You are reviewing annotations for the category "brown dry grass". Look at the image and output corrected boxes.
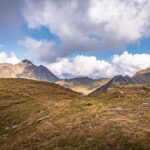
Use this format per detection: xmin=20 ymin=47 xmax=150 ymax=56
xmin=0 ymin=79 xmax=150 ymax=150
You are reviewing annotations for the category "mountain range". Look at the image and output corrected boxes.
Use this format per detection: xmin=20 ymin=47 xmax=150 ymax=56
xmin=0 ymin=60 xmax=110 ymax=94
xmin=90 ymin=68 xmax=150 ymax=96
xmin=0 ymin=59 xmax=150 ymax=95
xmin=1 ymin=61 xmax=150 ymax=149
xmin=0 ymin=59 xmax=59 ymax=82
xmin=57 ymin=77 xmax=110 ymax=95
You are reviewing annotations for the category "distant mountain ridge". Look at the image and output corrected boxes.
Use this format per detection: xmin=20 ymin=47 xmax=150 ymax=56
xmin=133 ymin=67 xmax=150 ymax=84
xmin=90 ymin=75 xmax=137 ymax=96
xmin=1 ymin=60 xmax=150 ymax=95
xmin=57 ymin=77 xmax=110 ymax=95
xmin=0 ymin=59 xmax=59 ymax=82
xmin=90 ymin=67 xmax=150 ymax=96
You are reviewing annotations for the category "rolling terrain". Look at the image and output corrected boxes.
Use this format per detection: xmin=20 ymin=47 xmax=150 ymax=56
xmin=1 ymin=78 xmax=150 ymax=149
xmin=0 ymin=60 xmax=110 ymax=95
xmin=57 ymin=77 xmax=110 ymax=95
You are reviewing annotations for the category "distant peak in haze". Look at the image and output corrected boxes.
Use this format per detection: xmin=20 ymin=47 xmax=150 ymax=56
xmin=67 ymin=77 xmax=93 ymax=81
xmin=21 ymin=59 xmax=33 ymax=65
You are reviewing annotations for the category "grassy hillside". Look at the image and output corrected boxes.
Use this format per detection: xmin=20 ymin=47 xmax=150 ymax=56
xmin=0 ymin=79 xmax=81 ymax=150
xmin=1 ymin=79 xmax=150 ymax=150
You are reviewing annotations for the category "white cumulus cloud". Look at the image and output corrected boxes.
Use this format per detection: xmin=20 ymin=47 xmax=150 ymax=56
xmin=22 ymin=0 xmax=150 ymax=62
xmin=47 ymin=51 xmax=150 ymax=79
xmin=112 ymin=51 xmax=150 ymax=76
xmin=0 ymin=51 xmax=20 ymax=64
xmin=47 ymin=55 xmax=114 ymax=79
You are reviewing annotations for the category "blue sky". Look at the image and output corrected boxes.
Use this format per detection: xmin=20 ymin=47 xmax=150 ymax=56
xmin=0 ymin=0 xmax=150 ymax=61
xmin=0 ymin=0 xmax=150 ymax=78
xmin=2 ymin=23 xmax=150 ymax=61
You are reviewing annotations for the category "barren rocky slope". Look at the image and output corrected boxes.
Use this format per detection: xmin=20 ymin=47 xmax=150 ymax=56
xmin=0 ymin=59 xmax=59 ymax=82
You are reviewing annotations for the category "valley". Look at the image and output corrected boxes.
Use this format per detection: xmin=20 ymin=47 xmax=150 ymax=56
xmin=57 ymin=77 xmax=110 ymax=95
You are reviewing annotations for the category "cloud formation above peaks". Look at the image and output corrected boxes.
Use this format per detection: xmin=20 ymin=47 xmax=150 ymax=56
xmin=48 ymin=51 xmax=150 ymax=79
xmin=0 ymin=51 xmax=150 ymax=79
xmin=23 ymin=0 xmax=150 ymax=62
xmin=0 ymin=51 xmax=20 ymax=64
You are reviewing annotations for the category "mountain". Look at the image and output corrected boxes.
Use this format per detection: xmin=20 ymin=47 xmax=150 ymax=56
xmin=57 ymin=77 xmax=110 ymax=95
xmin=90 ymin=75 xmax=138 ymax=96
xmin=133 ymin=67 xmax=150 ymax=83
xmin=1 ymin=78 xmax=150 ymax=149
xmin=90 ymin=67 xmax=150 ymax=96
xmin=0 ymin=59 xmax=59 ymax=82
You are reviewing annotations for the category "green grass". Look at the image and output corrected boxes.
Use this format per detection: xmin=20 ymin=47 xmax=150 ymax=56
xmin=0 ymin=79 xmax=150 ymax=149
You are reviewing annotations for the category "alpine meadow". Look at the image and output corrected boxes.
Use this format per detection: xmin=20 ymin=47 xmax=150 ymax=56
xmin=1 ymin=0 xmax=150 ymax=150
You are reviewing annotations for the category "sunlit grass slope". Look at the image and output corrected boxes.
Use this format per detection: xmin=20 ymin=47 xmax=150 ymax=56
xmin=0 ymin=79 xmax=150 ymax=150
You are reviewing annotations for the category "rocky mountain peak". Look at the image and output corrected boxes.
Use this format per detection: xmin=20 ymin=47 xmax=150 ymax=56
xmin=89 ymin=75 xmax=138 ymax=96
xmin=133 ymin=67 xmax=150 ymax=84
xmin=21 ymin=59 xmax=33 ymax=65
xmin=0 ymin=60 xmax=59 ymax=82
xmin=133 ymin=67 xmax=150 ymax=76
